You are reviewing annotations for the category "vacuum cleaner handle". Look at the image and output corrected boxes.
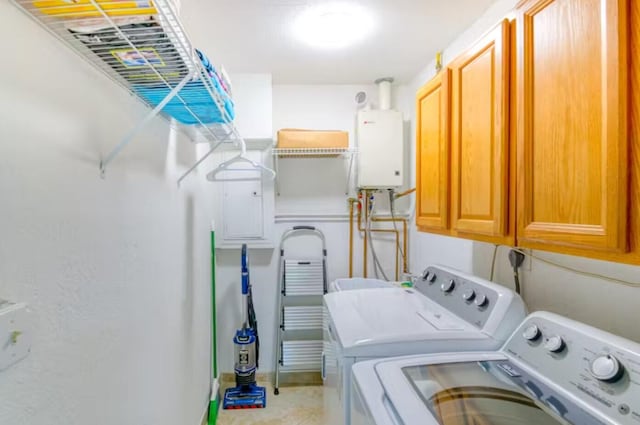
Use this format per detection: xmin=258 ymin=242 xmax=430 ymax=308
xmin=241 ymin=244 xmax=249 ymax=296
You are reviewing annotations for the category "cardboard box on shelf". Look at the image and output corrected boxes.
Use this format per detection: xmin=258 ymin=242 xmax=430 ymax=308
xmin=277 ymin=129 xmax=349 ymax=149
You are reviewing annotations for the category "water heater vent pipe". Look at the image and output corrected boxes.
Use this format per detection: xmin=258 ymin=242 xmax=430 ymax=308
xmin=375 ymin=77 xmax=394 ymax=110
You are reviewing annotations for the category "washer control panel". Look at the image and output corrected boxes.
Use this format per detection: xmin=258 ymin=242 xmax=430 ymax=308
xmin=415 ymin=265 xmax=521 ymax=331
xmin=504 ymin=312 xmax=640 ymax=425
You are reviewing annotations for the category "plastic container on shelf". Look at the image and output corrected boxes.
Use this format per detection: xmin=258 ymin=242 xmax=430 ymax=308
xmin=134 ymin=81 xmax=235 ymax=125
xmin=133 ymin=49 xmax=235 ymax=125
xmin=34 ymin=0 xmax=160 ymax=17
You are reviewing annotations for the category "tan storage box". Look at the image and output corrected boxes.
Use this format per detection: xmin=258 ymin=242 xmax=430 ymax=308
xmin=277 ymin=129 xmax=349 ymax=149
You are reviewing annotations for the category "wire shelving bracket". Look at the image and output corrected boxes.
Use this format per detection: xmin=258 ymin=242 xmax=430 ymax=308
xmin=11 ymin=0 xmax=252 ymax=183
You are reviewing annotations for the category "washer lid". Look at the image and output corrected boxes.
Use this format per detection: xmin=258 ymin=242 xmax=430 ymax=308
xmin=368 ymin=354 xmax=608 ymax=425
xmin=325 ymin=288 xmax=487 ymax=356
xmin=330 ymin=277 xmax=395 ymax=292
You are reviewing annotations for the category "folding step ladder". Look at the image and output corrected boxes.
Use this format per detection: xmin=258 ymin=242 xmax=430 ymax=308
xmin=274 ymin=226 xmax=327 ymax=395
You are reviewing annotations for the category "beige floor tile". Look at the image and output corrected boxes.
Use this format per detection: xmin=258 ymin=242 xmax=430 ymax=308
xmin=217 ymin=382 xmax=330 ymax=425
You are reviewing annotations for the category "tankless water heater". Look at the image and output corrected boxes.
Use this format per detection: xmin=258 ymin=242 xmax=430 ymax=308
xmin=356 ymin=109 xmax=404 ymax=188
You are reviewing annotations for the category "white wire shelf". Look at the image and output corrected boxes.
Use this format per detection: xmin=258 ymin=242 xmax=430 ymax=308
xmin=271 ymin=147 xmax=358 ymax=195
xmin=11 ymin=0 xmax=248 ymax=183
xmin=272 ymin=147 xmax=358 ymax=157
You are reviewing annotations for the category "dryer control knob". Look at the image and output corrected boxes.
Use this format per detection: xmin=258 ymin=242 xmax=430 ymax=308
xmin=544 ymin=336 xmax=565 ymax=353
xmin=441 ymin=279 xmax=455 ymax=293
xmin=590 ymin=355 xmax=624 ymax=383
xmin=474 ymin=293 xmax=488 ymax=307
xmin=428 ymin=272 xmax=437 ymax=283
xmin=523 ymin=325 xmax=541 ymax=341
xmin=462 ymin=289 xmax=476 ymax=301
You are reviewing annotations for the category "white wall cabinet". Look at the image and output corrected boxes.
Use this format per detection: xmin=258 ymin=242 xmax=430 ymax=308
xmin=215 ymin=150 xmax=275 ymax=249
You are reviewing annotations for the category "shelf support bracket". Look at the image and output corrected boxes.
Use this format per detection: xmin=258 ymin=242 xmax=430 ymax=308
xmin=99 ymin=70 xmax=195 ymax=178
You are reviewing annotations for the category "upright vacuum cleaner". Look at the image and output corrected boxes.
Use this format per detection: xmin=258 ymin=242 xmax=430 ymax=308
xmin=222 ymin=244 xmax=267 ymax=409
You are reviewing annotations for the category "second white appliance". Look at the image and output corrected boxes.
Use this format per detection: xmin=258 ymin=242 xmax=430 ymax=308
xmin=323 ymin=265 xmax=527 ymax=424
xmin=352 ymin=311 xmax=640 ymax=425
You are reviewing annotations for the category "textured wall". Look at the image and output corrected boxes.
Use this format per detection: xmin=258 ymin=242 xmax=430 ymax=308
xmin=0 ymin=3 xmax=214 ymax=424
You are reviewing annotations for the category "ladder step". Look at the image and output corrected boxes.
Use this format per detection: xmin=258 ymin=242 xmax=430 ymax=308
xmin=284 ymin=259 xmax=325 ymax=295
xmin=281 ymin=340 xmax=322 ymax=372
xmin=283 ymin=306 xmax=324 ymax=331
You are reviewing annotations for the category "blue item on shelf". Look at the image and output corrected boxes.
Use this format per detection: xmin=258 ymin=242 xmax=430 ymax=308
xmin=132 ymin=49 xmax=234 ymax=125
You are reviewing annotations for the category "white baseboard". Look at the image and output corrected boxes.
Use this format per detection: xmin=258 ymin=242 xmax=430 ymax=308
xmin=199 ymin=404 xmax=208 ymax=425
xmin=199 ymin=377 xmax=220 ymax=425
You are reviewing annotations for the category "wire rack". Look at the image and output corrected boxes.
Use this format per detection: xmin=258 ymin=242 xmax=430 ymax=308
xmin=272 ymin=147 xmax=358 ymax=158
xmin=11 ymin=0 xmax=246 ymax=181
xmin=271 ymin=147 xmax=358 ymax=195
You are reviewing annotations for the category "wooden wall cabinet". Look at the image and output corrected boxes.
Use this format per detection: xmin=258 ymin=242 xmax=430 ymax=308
xmin=416 ymin=20 xmax=514 ymax=245
xmin=416 ymin=0 xmax=640 ymax=264
xmin=449 ymin=20 xmax=511 ymax=241
xmin=515 ymin=0 xmax=629 ymax=254
xmin=416 ymin=71 xmax=450 ymax=232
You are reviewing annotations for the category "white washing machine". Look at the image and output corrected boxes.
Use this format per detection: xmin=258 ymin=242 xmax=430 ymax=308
xmin=323 ymin=265 xmax=527 ymax=425
xmin=352 ymin=311 xmax=640 ymax=425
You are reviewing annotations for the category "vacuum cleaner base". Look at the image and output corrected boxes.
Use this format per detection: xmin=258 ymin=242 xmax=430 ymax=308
xmin=222 ymin=383 xmax=267 ymax=409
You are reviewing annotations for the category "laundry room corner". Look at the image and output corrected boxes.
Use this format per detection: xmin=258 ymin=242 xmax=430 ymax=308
xmin=213 ymin=82 xmax=414 ymax=377
xmin=4 ymin=0 xmax=640 ymax=423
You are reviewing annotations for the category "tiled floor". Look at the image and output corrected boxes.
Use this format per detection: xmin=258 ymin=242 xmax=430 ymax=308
xmin=217 ymin=381 xmax=328 ymax=425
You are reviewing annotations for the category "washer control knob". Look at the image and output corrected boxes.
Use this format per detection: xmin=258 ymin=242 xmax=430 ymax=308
xmin=421 ymin=270 xmax=438 ymax=283
xmin=544 ymin=335 xmax=565 ymax=353
xmin=462 ymin=289 xmax=476 ymax=301
xmin=474 ymin=293 xmax=488 ymax=307
xmin=523 ymin=325 xmax=541 ymax=341
xmin=441 ymin=279 xmax=456 ymax=293
xmin=590 ymin=355 xmax=624 ymax=383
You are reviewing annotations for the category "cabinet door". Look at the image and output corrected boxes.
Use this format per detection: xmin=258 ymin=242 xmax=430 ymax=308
xmin=516 ymin=0 xmax=628 ymax=252
xmin=450 ymin=20 xmax=510 ymax=237
xmin=416 ymin=72 xmax=450 ymax=231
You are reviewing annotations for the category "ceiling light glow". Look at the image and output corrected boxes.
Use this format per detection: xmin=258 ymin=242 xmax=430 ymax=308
xmin=293 ymin=3 xmax=374 ymax=49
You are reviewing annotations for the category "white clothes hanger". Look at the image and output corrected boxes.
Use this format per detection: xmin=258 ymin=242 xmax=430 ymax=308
xmin=206 ymin=137 xmax=276 ymax=182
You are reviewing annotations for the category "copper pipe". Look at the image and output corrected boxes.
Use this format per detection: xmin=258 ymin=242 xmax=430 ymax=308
xmin=362 ymin=191 xmax=368 ymax=277
xmin=357 ymin=192 xmax=403 ymax=279
xmin=394 ymin=187 xmax=416 ymax=199
xmin=357 ymin=220 xmax=400 ymax=280
xmin=355 ymin=190 xmax=409 ymax=279
xmin=372 ymin=217 xmax=409 ymax=274
xmin=348 ymin=198 xmax=358 ymax=278
xmin=361 ymin=228 xmax=400 ymax=280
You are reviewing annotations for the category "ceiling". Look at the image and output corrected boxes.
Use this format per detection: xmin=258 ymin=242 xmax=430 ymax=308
xmin=180 ymin=0 xmax=496 ymax=84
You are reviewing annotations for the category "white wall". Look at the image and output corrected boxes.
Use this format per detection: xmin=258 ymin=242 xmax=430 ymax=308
xmin=0 ymin=3 xmax=215 ymax=424
xmin=214 ymin=84 xmax=413 ymax=374
xmin=407 ymin=0 xmax=640 ymax=343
